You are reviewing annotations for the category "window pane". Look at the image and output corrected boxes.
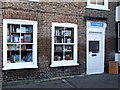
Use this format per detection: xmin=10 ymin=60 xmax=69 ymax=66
xmin=90 ymin=0 xmax=96 ymax=4
xmin=7 ymin=44 xmax=20 ymax=63
xmin=65 ymin=45 xmax=73 ymax=60
xmin=54 ymin=27 xmax=64 ymax=43
xmin=89 ymin=41 xmax=99 ymax=53
xmin=97 ymin=0 xmax=104 ymax=5
xmin=54 ymin=45 xmax=63 ymax=61
xmin=21 ymin=25 xmax=33 ymax=43
xmin=65 ymin=27 xmax=74 ymax=43
xmin=7 ymin=24 xmax=20 ymax=43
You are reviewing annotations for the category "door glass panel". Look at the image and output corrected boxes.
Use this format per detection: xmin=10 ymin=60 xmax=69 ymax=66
xmin=89 ymin=41 xmax=99 ymax=53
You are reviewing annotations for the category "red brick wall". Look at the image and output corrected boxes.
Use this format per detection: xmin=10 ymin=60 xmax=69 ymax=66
xmin=1 ymin=1 xmax=116 ymax=82
xmin=0 ymin=1 xmax=3 ymax=86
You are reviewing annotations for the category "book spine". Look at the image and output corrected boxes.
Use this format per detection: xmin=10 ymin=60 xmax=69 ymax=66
xmin=10 ymin=25 xmax=12 ymax=33
xmin=11 ymin=35 xmax=13 ymax=42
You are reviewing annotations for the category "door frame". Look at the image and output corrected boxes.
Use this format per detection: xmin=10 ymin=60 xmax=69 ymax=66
xmin=86 ymin=21 xmax=107 ymax=74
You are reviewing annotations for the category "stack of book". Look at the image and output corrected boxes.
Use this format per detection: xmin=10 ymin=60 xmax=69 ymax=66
xmin=24 ymin=34 xmax=31 ymax=43
xmin=11 ymin=54 xmax=20 ymax=63
xmin=21 ymin=52 xmax=32 ymax=62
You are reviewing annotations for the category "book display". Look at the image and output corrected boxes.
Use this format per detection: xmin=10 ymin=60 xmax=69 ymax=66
xmin=7 ymin=24 xmax=33 ymax=63
xmin=3 ymin=19 xmax=38 ymax=70
xmin=54 ymin=27 xmax=74 ymax=61
xmin=51 ymin=22 xmax=79 ymax=67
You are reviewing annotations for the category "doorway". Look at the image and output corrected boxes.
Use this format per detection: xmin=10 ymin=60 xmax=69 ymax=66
xmin=86 ymin=21 xmax=106 ymax=75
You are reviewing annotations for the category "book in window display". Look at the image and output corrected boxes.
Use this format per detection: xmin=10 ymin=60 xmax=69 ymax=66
xmin=26 ymin=44 xmax=32 ymax=50
xmin=16 ymin=28 xmax=20 ymax=33
xmin=10 ymin=24 xmax=20 ymax=33
xmin=13 ymin=44 xmax=19 ymax=50
xmin=66 ymin=38 xmax=71 ymax=43
xmin=54 ymin=55 xmax=62 ymax=61
xmin=8 ymin=24 xmax=12 ymax=33
xmin=7 ymin=44 xmax=20 ymax=51
xmin=21 ymin=25 xmax=33 ymax=33
xmin=54 ymin=28 xmax=74 ymax=61
xmin=64 ymin=46 xmax=72 ymax=52
xmin=65 ymin=52 xmax=73 ymax=60
xmin=54 ymin=46 xmax=63 ymax=61
xmin=55 ymin=46 xmax=63 ymax=52
xmin=7 ymin=26 xmax=10 ymax=35
xmin=10 ymin=55 xmax=18 ymax=63
xmin=64 ymin=30 xmax=71 ymax=36
xmin=21 ymin=36 xmax=24 ymax=43
xmin=65 ymin=54 xmax=71 ymax=60
xmin=51 ymin=23 xmax=79 ymax=67
xmin=21 ymin=27 xmax=26 ymax=33
xmin=7 ymin=51 xmax=11 ymax=63
xmin=13 ymin=35 xmax=20 ymax=43
xmin=21 ymin=52 xmax=32 ymax=62
xmin=7 ymin=35 xmax=11 ymax=43
xmin=3 ymin=19 xmax=38 ymax=70
xmin=21 ymin=45 xmax=26 ymax=50
xmin=55 ymin=30 xmax=64 ymax=36
xmin=28 ymin=25 xmax=33 ymax=32
xmin=10 ymin=51 xmax=20 ymax=63
xmin=24 ymin=34 xmax=32 ymax=43
xmin=11 ymin=54 xmax=20 ymax=63
xmin=7 ymin=45 xmax=12 ymax=50
xmin=54 ymin=53 xmax=63 ymax=61
xmin=21 ymin=44 xmax=32 ymax=51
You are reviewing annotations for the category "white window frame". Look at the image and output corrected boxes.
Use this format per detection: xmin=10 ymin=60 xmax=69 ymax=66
xmin=86 ymin=0 xmax=109 ymax=10
xmin=118 ymin=23 xmax=120 ymax=52
xmin=3 ymin=19 xmax=38 ymax=70
xmin=50 ymin=22 xmax=79 ymax=67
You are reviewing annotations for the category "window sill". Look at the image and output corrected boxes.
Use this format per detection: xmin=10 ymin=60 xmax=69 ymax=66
xmin=2 ymin=63 xmax=38 ymax=70
xmin=50 ymin=60 xmax=79 ymax=67
xmin=86 ymin=6 xmax=110 ymax=11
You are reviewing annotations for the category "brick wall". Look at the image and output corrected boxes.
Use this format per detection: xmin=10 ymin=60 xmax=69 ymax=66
xmin=1 ymin=1 xmax=116 ymax=82
xmin=0 ymin=0 xmax=2 ymax=88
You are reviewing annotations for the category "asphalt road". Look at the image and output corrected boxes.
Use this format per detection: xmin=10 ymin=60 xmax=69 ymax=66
xmin=2 ymin=73 xmax=118 ymax=88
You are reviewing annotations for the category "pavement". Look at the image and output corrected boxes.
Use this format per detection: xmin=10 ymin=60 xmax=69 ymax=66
xmin=2 ymin=73 xmax=119 ymax=88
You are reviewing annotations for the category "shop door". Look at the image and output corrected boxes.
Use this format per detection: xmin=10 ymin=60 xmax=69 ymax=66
xmin=87 ymin=32 xmax=104 ymax=75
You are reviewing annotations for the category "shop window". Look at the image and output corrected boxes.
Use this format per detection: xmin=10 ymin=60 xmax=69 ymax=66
xmin=51 ymin=22 xmax=79 ymax=67
xmin=3 ymin=19 xmax=38 ymax=70
xmin=86 ymin=0 xmax=109 ymax=10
